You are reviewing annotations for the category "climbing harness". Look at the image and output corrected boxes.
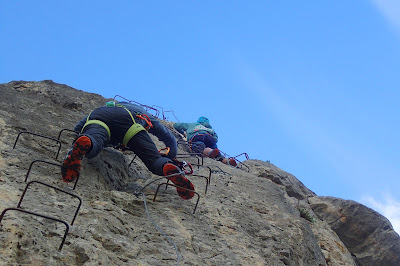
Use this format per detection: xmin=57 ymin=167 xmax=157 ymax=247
xmin=80 ymin=102 xmax=155 ymax=146
xmin=136 ymin=113 xmax=153 ymax=130
xmin=81 ymin=119 xmax=111 ymax=140
xmin=159 ymin=147 xmax=170 ymax=156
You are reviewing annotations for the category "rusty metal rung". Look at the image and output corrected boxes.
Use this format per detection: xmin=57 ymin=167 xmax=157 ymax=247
xmin=175 ymin=153 xmax=203 ymax=166
xmin=128 ymin=155 xmax=137 ymax=167
xmin=163 ymin=110 xmax=180 ymax=122
xmin=191 ymin=174 xmax=209 ymax=194
xmin=153 ymin=183 xmax=200 ymax=214
xmin=233 ymin=152 xmax=250 ymax=161
xmin=165 ymin=173 xmax=209 ymax=195
xmin=0 ymin=207 xmax=69 ymax=251
xmin=152 ymin=105 xmax=165 ymax=119
xmin=25 ymin=159 xmax=80 ymax=190
xmin=113 ymin=95 xmax=161 ymax=118
xmin=57 ymin=128 xmax=79 ymax=141
xmin=236 ymin=161 xmax=250 ymax=172
xmin=190 ymin=164 xmax=212 ymax=185
xmin=17 ymin=180 xmax=82 ymax=225
xmin=219 ymin=151 xmax=250 ymax=172
xmin=13 ymin=131 xmax=62 ymax=160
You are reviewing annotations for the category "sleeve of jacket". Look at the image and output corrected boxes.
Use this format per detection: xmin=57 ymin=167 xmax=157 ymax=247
xmin=73 ymin=116 xmax=88 ymax=133
xmin=148 ymin=119 xmax=178 ymax=158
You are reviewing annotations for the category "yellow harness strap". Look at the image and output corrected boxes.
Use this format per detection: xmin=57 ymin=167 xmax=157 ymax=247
xmin=81 ymin=106 xmax=146 ymax=146
xmin=122 ymin=123 xmax=145 ymax=146
xmin=81 ymin=119 xmax=111 ymax=140
xmin=116 ymin=104 xmax=146 ymax=146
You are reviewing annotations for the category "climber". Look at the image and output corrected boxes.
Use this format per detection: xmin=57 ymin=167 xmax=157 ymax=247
xmin=173 ymin=117 xmax=237 ymax=167
xmin=62 ymin=101 xmax=195 ymax=199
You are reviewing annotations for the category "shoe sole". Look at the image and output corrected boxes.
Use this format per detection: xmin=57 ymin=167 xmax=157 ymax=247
xmin=163 ymin=163 xmax=195 ymax=200
xmin=62 ymin=136 xmax=91 ymax=182
xmin=229 ymin=158 xmax=237 ymax=167
xmin=209 ymin=148 xmax=220 ymax=158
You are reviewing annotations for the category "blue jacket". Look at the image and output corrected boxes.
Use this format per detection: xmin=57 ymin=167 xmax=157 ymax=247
xmin=173 ymin=121 xmax=218 ymax=143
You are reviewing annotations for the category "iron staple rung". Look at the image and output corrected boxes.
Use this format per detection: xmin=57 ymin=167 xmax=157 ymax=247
xmin=153 ymin=183 xmax=200 ymax=214
xmin=113 ymin=95 xmax=180 ymax=121
xmin=0 ymin=179 xmax=83 ymax=251
xmin=57 ymin=128 xmax=79 ymax=141
xmin=0 ymin=207 xmax=69 ymax=251
xmin=14 ymin=129 xmax=79 ymax=161
xmin=5 ymin=130 xmax=84 ymax=252
xmin=25 ymin=159 xmax=80 ymax=190
xmin=13 ymin=131 xmax=62 ymax=160
xmin=18 ymin=180 xmax=82 ymax=225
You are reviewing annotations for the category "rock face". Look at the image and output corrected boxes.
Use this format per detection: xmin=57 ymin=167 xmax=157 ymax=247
xmin=310 ymin=196 xmax=400 ymax=266
xmin=0 ymin=80 xmax=399 ymax=265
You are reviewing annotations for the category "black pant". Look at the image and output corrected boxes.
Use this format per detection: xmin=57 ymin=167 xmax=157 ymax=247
xmin=127 ymin=130 xmax=171 ymax=176
xmin=80 ymin=106 xmax=171 ymax=176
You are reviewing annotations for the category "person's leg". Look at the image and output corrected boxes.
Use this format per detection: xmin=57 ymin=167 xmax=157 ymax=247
xmin=189 ymin=134 xmax=205 ymax=154
xmin=202 ymin=134 xmax=220 ymax=158
xmin=62 ymin=124 xmax=110 ymax=182
xmin=128 ymin=131 xmax=195 ymax=199
xmin=190 ymin=141 xmax=206 ymax=154
xmin=162 ymin=163 xmax=195 ymax=200
xmin=189 ymin=134 xmax=219 ymax=158
xmin=127 ymin=130 xmax=170 ymax=176
xmin=81 ymin=124 xmax=109 ymax=159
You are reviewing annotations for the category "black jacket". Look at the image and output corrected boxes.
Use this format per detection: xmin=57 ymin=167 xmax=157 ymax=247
xmin=74 ymin=102 xmax=177 ymax=158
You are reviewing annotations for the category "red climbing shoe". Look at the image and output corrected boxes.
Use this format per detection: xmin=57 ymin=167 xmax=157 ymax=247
xmin=62 ymin=135 xmax=92 ymax=182
xmin=163 ymin=163 xmax=195 ymax=200
xmin=228 ymin=158 xmax=237 ymax=167
xmin=208 ymin=148 xmax=220 ymax=158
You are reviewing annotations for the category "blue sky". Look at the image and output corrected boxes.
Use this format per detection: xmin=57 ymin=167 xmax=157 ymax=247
xmin=1 ymin=1 xmax=399 ymax=233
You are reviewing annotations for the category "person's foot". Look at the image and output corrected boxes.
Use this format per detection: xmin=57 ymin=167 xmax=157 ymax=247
xmin=228 ymin=158 xmax=237 ymax=167
xmin=62 ymin=136 xmax=91 ymax=182
xmin=208 ymin=148 xmax=220 ymax=158
xmin=163 ymin=163 xmax=195 ymax=200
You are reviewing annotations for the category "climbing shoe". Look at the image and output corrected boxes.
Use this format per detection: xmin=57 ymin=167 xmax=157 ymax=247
xmin=62 ymin=135 xmax=91 ymax=182
xmin=228 ymin=158 xmax=237 ymax=167
xmin=208 ymin=148 xmax=220 ymax=158
xmin=163 ymin=163 xmax=195 ymax=200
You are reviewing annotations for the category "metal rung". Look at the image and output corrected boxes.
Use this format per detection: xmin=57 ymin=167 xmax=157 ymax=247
xmin=191 ymin=164 xmax=212 ymax=185
xmin=235 ymin=161 xmax=250 ymax=172
xmin=233 ymin=152 xmax=250 ymax=161
xmin=165 ymin=173 xmax=209 ymax=194
xmin=25 ymin=159 xmax=80 ymax=190
xmin=57 ymin=128 xmax=78 ymax=141
xmin=0 ymin=207 xmax=69 ymax=251
xmin=211 ymin=165 xmax=231 ymax=175
xmin=220 ymin=151 xmax=250 ymax=172
xmin=17 ymin=180 xmax=82 ymax=225
xmin=189 ymin=174 xmax=209 ymax=194
xmin=128 ymin=155 xmax=137 ymax=167
xmin=153 ymin=183 xmax=200 ymax=214
xmin=175 ymin=153 xmax=203 ymax=166
xmin=13 ymin=131 xmax=62 ymax=160
xmin=113 ymin=95 xmax=161 ymax=118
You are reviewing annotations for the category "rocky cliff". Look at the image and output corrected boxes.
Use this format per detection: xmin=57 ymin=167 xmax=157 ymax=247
xmin=0 ymin=80 xmax=399 ymax=265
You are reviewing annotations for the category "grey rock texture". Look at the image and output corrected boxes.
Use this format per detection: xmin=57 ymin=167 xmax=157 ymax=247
xmin=310 ymin=196 xmax=400 ymax=266
xmin=0 ymin=80 xmax=399 ymax=265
